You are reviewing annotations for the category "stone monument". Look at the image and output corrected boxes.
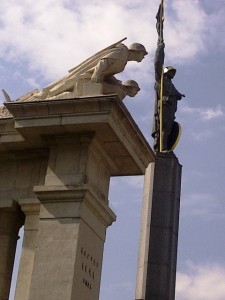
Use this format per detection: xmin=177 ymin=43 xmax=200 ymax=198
xmin=0 ymin=39 xmax=154 ymax=300
xmin=135 ymin=2 xmax=184 ymax=299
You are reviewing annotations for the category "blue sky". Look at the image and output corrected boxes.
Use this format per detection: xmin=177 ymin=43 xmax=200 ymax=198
xmin=0 ymin=0 xmax=225 ymax=299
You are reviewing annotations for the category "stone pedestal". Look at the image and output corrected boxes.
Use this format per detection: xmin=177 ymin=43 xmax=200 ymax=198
xmin=136 ymin=153 xmax=182 ymax=300
xmin=0 ymin=95 xmax=154 ymax=300
xmin=0 ymin=201 xmax=24 ymax=300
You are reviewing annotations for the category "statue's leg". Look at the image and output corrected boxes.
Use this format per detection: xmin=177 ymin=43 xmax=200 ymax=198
xmin=48 ymin=78 xmax=77 ymax=96
xmin=91 ymin=58 xmax=114 ymax=83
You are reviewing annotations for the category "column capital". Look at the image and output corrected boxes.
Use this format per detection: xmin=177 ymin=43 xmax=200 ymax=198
xmin=33 ymin=185 xmax=116 ymax=228
xmin=19 ymin=198 xmax=40 ymax=215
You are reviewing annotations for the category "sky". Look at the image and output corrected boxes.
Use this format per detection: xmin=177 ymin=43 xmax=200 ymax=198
xmin=0 ymin=0 xmax=225 ymax=299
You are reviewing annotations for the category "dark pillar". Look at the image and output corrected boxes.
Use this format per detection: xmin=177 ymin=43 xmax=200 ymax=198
xmin=136 ymin=152 xmax=182 ymax=300
xmin=145 ymin=153 xmax=182 ymax=300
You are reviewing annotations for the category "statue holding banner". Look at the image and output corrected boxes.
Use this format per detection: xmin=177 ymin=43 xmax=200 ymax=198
xmin=152 ymin=2 xmax=185 ymax=152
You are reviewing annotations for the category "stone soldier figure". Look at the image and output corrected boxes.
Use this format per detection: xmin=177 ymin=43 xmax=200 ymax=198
xmin=152 ymin=4 xmax=185 ymax=152
xmin=102 ymin=79 xmax=140 ymax=100
xmin=30 ymin=39 xmax=148 ymax=100
xmin=1 ymin=39 xmax=146 ymax=112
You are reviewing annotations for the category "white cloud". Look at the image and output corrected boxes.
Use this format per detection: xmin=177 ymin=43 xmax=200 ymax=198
xmin=0 ymin=0 xmax=155 ymax=81
xmin=201 ymin=106 xmax=224 ymax=120
xmin=0 ymin=0 xmax=222 ymax=89
xmin=179 ymin=104 xmax=224 ymax=142
xmin=176 ymin=263 xmax=225 ymax=300
xmin=181 ymin=104 xmax=225 ymax=121
xmin=165 ymin=0 xmax=208 ymax=62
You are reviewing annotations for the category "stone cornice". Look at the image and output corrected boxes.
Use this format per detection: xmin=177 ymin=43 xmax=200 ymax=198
xmin=2 ymin=96 xmax=154 ymax=175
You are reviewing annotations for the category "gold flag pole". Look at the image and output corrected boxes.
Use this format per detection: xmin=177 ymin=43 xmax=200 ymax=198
xmin=159 ymin=67 xmax=164 ymax=152
xmin=159 ymin=0 xmax=165 ymax=153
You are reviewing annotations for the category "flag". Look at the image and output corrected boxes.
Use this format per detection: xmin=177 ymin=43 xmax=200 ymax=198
xmin=156 ymin=1 xmax=164 ymax=41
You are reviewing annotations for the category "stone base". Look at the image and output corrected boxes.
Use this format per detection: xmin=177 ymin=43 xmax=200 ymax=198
xmin=82 ymin=82 xmax=103 ymax=96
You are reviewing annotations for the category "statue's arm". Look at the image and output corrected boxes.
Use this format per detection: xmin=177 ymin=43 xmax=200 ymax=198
xmin=91 ymin=58 xmax=116 ymax=83
xmin=167 ymin=82 xmax=185 ymax=99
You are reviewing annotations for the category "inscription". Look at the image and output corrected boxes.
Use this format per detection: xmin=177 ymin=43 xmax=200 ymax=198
xmin=80 ymin=246 xmax=99 ymax=290
xmin=83 ymin=278 xmax=92 ymax=290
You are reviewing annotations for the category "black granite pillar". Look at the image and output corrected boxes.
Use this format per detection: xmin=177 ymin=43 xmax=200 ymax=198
xmin=145 ymin=153 xmax=182 ymax=300
xmin=136 ymin=152 xmax=182 ymax=300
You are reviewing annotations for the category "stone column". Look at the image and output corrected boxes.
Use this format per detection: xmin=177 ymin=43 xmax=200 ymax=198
xmin=136 ymin=153 xmax=182 ymax=300
xmin=0 ymin=200 xmax=25 ymax=300
xmin=14 ymin=199 xmax=40 ymax=300
xmin=29 ymin=188 xmax=115 ymax=300
xmin=27 ymin=134 xmax=116 ymax=300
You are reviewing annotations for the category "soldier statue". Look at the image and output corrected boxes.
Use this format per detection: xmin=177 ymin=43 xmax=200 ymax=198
xmin=152 ymin=4 xmax=185 ymax=152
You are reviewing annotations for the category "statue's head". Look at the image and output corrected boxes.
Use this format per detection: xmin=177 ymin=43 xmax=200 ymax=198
xmin=128 ymin=43 xmax=148 ymax=62
xmin=164 ymin=66 xmax=176 ymax=78
xmin=123 ymin=80 xmax=140 ymax=97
